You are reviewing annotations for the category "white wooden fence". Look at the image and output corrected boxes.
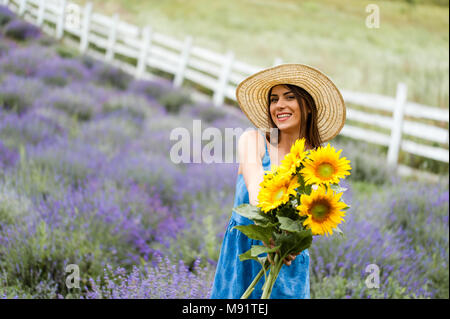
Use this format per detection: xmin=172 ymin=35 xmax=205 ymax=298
xmin=2 ymin=0 xmax=449 ymax=170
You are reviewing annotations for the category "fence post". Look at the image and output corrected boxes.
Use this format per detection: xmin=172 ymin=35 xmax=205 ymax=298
xmin=18 ymin=0 xmax=27 ymax=16
xmin=36 ymin=0 xmax=45 ymax=26
xmin=135 ymin=26 xmax=152 ymax=79
xmin=79 ymin=2 xmax=92 ymax=53
xmin=55 ymin=0 xmax=66 ymax=39
xmin=387 ymin=82 xmax=408 ymax=170
xmin=174 ymin=35 xmax=192 ymax=88
xmin=213 ymin=50 xmax=234 ymax=107
xmin=105 ymin=14 xmax=119 ymax=62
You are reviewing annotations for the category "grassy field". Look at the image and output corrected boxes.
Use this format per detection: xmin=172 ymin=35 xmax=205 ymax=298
xmin=75 ymin=0 xmax=449 ymax=108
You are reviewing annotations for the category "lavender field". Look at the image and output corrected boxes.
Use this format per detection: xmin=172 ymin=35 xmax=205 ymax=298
xmin=0 ymin=7 xmax=448 ymax=299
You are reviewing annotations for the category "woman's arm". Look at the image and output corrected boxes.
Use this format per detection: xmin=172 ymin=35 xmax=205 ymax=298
xmin=238 ymin=130 xmax=299 ymax=266
xmin=238 ymin=130 xmax=266 ymax=206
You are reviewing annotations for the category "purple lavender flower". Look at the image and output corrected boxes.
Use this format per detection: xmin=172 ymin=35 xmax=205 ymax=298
xmin=3 ymin=19 xmax=41 ymax=41
xmin=0 ymin=108 xmax=67 ymax=147
xmin=31 ymin=84 xmax=101 ymax=121
xmin=0 ymin=140 xmax=18 ymax=169
xmin=0 ymin=74 xmax=46 ymax=114
xmin=84 ymin=257 xmax=214 ymax=299
xmin=0 ymin=5 xmax=16 ymax=27
xmin=102 ymin=92 xmax=166 ymax=119
xmin=91 ymin=62 xmax=132 ymax=90
xmin=128 ymin=78 xmax=174 ymax=100
xmin=0 ymin=44 xmax=55 ymax=76
xmin=35 ymin=57 xmax=90 ymax=86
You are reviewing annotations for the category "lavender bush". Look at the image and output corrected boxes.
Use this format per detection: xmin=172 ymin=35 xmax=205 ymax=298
xmin=84 ymin=257 xmax=213 ymax=299
xmin=309 ymin=178 xmax=449 ymax=299
xmin=0 ymin=108 xmax=65 ymax=147
xmin=128 ymin=77 xmax=192 ymax=113
xmin=102 ymin=92 xmax=166 ymax=119
xmin=0 ymin=140 xmax=18 ymax=170
xmin=35 ymin=57 xmax=89 ymax=87
xmin=32 ymin=85 xmax=102 ymax=121
xmin=0 ymin=5 xmax=15 ymax=27
xmin=0 ymin=75 xmax=46 ymax=114
xmin=0 ymin=44 xmax=55 ymax=77
xmin=91 ymin=62 xmax=132 ymax=90
xmin=3 ymin=19 xmax=41 ymax=41
xmin=128 ymin=78 xmax=175 ymax=100
xmin=0 ymin=36 xmax=10 ymax=57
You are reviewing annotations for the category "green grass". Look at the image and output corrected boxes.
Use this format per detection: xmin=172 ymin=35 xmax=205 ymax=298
xmin=75 ymin=0 xmax=449 ymax=108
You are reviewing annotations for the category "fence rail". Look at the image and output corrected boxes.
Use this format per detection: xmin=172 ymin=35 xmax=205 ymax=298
xmin=3 ymin=0 xmax=449 ymax=169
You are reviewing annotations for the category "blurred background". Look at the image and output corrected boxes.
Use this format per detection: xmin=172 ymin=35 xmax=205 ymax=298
xmin=0 ymin=0 xmax=448 ymax=299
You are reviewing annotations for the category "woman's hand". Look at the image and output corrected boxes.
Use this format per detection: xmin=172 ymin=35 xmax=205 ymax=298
xmin=263 ymin=238 xmax=299 ymax=266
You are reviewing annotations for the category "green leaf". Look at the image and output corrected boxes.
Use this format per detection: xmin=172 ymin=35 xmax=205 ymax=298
xmin=250 ymin=245 xmax=280 ymax=257
xmin=232 ymin=204 xmax=258 ymax=218
xmin=304 ymin=184 xmax=312 ymax=195
xmin=238 ymin=248 xmax=260 ymax=262
xmin=334 ymin=225 xmax=345 ymax=238
xmin=233 ymin=224 xmax=274 ymax=244
xmin=233 ymin=204 xmax=272 ymax=226
xmin=238 ymin=247 xmax=277 ymax=263
xmin=297 ymin=173 xmax=305 ymax=186
xmin=277 ymin=216 xmax=304 ymax=233
xmin=297 ymin=175 xmax=312 ymax=195
xmin=330 ymin=183 xmax=348 ymax=193
xmin=273 ymin=229 xmax=313 ymax=259
xmin=276 ymin=204 xmax=299 ymax=220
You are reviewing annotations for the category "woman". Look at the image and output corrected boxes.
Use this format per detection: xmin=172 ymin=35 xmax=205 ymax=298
xmin=210 ymin=64 xmax=346 ymax=299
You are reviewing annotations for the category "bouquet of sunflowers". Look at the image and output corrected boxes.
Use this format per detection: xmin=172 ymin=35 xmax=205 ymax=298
xmin=233 ymin=138 xmax=352 ymax=299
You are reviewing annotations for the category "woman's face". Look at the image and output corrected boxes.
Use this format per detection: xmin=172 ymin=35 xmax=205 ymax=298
xmin=269 ymin=85 xmax=302 ymax=133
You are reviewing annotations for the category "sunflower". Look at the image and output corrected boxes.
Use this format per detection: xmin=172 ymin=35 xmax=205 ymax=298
xmin=280 ymin=138 xmax=308 ymax=175
xmin=257 ymin=171 xmax=299 ymax=213
xmin=297 ymin=185 xmax=347 ymax=236
xmin=300 ymin=143 xmax=351 ymax=186
xmin=259 ymin=164 xmax=279 ymax=189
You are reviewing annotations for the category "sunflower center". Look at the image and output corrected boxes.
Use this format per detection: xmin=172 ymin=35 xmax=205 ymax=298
xmin=317 ymin=163 xmax=334 ymax=179
xmin=273 ymin=187 xmax=286 ymax=202
xmin=311 ymin=201 xmax=330 ymax=220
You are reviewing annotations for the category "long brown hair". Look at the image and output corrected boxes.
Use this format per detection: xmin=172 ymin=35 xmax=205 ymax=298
xmin=265 ymin=84 xmax=322 ymax=150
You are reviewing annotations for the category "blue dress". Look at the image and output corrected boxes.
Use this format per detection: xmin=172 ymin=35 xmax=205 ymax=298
xmin=210 ymin=135 xmax=310 ymax=299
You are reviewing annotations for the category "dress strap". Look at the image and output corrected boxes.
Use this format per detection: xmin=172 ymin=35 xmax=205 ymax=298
xmin=258 ymin=131 xmax=269 ymax=156
xmin=264 ymin=135 xmax=269 ymax=157
xmin=259 ymin=131 xmax=271 ymax=170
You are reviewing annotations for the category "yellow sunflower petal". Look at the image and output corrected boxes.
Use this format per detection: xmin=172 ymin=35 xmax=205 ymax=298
xmin=300 ymin=143 xmax=351 ymax=186
xmin=296 ymin=185 xmax=347 ymax=236
xmin=257 ymin=171 xmax=298 ymax=213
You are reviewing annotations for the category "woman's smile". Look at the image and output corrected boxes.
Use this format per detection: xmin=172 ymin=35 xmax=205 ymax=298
xmin=276 ymin=112 xmax=292 ymax=121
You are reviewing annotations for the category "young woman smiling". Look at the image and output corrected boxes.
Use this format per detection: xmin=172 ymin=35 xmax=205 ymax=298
xmin=210 ymin=64 xmax=346 ymax=299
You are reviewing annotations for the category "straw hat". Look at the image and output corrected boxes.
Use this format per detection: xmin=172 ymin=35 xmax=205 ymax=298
xmin=236 ymin=63 xmax=346 ymax=143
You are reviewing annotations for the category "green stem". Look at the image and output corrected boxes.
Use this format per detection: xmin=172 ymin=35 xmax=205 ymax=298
xmin=240 ymin=258 xmax=269 ymax=299
xmin=261 ymin=254 xmax=283 ymax=299
xmin=241 ymin=268 xmax=263 ymax=299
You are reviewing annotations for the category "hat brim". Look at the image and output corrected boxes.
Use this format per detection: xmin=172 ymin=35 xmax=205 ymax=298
xmin=236 ymin=63 xmax=346 ymax=143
